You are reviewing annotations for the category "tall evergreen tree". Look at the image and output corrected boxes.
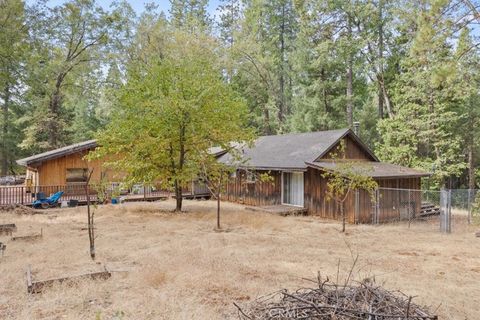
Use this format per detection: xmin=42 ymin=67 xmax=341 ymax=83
xmin=0 ymin=0 xmax=28 ymax=175
xmin=170 ymin=0 xmax=212 ymax=33
xmin=377 ymin=1 xmax=466 ymax=188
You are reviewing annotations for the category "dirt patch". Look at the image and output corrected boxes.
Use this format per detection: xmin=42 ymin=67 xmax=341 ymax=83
xmin=0 ymin=204 xmax=38 ymax=215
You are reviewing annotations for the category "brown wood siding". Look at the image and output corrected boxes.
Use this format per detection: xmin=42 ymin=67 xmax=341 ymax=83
xmin=304 ymin=167 xmax=422 ymax=224
xmin=224 ymin=170 xmax=282 ymax=206
xmin=304 ymin=167 xmax=357 ymax=223
xmin=320 ymin=136 xmax=374 ymax=161
xmin=34 ymin=149 xmax=119 ymax=185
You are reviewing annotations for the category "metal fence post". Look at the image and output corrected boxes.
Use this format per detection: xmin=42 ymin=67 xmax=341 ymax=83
xmin=447 ymin=189 xmax=452 ymax=233
xmin=354 ymin=189 xmax=359 ymax=224
xmin=467 ymin=188 xmax=472 ymax=225
xmin=408 ymin=189 xmax=411 ymax=228
xmin=375 ymin=189 xmax=380 ymax=224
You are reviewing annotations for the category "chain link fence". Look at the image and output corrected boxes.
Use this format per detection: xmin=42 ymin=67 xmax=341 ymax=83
xmin=369 ymin=187 xmax=479 ymax=233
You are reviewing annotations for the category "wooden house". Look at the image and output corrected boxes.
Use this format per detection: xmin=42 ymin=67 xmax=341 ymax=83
xmin=16 ymin=128 xmax=429 ymax=223
xmin=16 ymin=140 xmax=207 ymax=198
xmin=216 ymin=128 xmax=429 ymax=223
xmin=17 ymin=140 xmax=108 ymax=187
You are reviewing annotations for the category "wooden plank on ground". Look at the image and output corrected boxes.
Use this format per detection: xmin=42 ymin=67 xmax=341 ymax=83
xmin=26 ymin=265 xmax=112 ymax=294
xmin=12 ymin=229 xmax=42 ymax=241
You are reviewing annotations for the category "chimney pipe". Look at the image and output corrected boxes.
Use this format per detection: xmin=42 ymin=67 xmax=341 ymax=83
xmin=353 ymin=121 xmax=360 ymax=137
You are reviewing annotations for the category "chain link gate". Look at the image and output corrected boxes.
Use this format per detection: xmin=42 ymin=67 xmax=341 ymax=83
xmin=439 ymin=189 xmax=452 ymax=233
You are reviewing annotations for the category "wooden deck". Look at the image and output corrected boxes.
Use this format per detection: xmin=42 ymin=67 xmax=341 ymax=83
xmin=245 ymin=204 xmax=308 ymax=216
xmin=0 ymin=184 xmax=214 ymax=207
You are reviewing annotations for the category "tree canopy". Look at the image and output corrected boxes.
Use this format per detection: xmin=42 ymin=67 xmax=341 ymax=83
xmin=89 ymin=29 xmax=253 ymax=211
xmin=1 ymin=0 xmax=480 ymax=190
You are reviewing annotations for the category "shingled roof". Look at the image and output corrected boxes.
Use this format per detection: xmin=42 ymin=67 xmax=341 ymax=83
xmin=307 ymin=161 xmax=430 ymax=178
xmin=17 ymin=140 xmax=97 ymax=167
xmin=217 ymin=128 xmax=378 ymax=170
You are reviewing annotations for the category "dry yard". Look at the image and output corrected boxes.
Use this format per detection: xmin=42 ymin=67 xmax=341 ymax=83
xmin=0 ymin=200 xmax=479 ymax=319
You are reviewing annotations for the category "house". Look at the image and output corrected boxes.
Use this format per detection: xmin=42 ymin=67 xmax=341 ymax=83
xmin=17 ymin=140 xmax=107 ymax=188
xmin=216 ymin=128 xmax=429 ymax=223
xmin=16 ymin=128 xmax=429 ymax=223
xmin=15 ymin=140 xmax=207 ymax=199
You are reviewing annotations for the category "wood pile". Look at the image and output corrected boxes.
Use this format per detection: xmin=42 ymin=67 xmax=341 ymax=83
xmin=234 ymin=278 xmax=437 ymax=320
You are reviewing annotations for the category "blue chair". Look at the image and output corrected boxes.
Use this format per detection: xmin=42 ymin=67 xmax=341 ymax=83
xmin=33 ymin=191 xmax=64 ymax=209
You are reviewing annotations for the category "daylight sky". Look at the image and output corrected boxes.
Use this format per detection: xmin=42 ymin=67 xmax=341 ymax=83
xmin=28 ymin=0 xmax=223 ymax=16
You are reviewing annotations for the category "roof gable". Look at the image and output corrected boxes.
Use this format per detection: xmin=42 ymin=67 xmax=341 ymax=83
xmin=218 ymin=128 xmax=377 ymax=170
xmin=315 ymin=131 xmax=378 ymax=162
xmin=17 ymin=140 xmax=97 ymax=167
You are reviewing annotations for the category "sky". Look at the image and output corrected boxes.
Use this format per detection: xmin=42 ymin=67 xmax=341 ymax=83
xmin=29 ymin=0 xmax=223 ymax=16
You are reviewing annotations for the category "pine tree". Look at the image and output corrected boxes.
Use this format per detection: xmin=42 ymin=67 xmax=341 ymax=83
xmin=0 ymin=0 xmax=28 ymax=175
xmin=377 ymin=1 xmax=466 ymax=188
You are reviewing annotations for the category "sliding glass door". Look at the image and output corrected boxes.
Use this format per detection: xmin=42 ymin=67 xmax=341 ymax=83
xmin=282 ymin=172 xmax=304 ymax=207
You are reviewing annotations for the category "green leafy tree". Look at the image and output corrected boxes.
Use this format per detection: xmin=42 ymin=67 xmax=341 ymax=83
xmin=322 ymin=141 xmax=378 ymax=232
xmin=22 ymin=0 xmax=127 ymax=152
xmin=90 ymin=30 xmax=254 ymax=212
xmin=231 ymin=0 xmax=297 ymax=134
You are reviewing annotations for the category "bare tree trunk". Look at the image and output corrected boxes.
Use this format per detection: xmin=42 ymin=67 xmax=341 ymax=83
xmin=278 ymin=3 xmax=286 ymax=125
xmin=468 ymin=144 xmax=475 ymax=190
xmin=377 ymin=0 xmax=384 ymax=119
xmin=217 ymin=191 xmax=221 ymax=229
xmin=48 ymin=74 xmax=64 ymax=149
xmin=263 ymin=108 xmax=272 ymax=135
xmin=341 ymin=202 xmax=346 ymax=233
xmin=85 ymin=170 xmax=95 ymax=260
xmin=1 ymin=85 xmax=10 ymax=176
xmin=174 ymin=179 xmax=183 ymax=212
xmin=346 ymin=16 xmax=354 ymax=128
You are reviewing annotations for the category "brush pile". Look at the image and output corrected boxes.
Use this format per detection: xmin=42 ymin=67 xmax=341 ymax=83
xmin=234 ymin=278 xmax=437 ymax=320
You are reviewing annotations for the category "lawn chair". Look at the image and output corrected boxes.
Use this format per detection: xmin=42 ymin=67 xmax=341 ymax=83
xmin=33 ymin=191 xmax=64 ymax=209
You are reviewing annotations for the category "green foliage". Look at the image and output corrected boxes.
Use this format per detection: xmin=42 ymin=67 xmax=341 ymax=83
xmin=90 ymin=28 xmax=254 ymax=211
xmin=322 ymin=141 xmax=378 ymax=203
xmin=0 ymin=0 xmax=29 ymax=174
xmin=322 ymin=141 xmax=378 ymax=231
xmin=2 ymin=0 xmax=480 ymax=192
xmin=376 ymin=2 xmax=468 ymax=188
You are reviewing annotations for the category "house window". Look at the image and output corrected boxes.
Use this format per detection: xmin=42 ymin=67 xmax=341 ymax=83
xmin=282 ymin=172 xmax=304 ymax=207
xmin=66 ymin=168 xmax=88 ymax=185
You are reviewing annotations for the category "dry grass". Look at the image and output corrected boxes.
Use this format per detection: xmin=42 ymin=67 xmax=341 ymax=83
xmin=0 ymin=199 xmax=479 ymax=319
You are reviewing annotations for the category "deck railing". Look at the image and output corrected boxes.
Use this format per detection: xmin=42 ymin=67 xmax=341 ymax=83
xmin=0 ymin=184 xmax=175 ymax=206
